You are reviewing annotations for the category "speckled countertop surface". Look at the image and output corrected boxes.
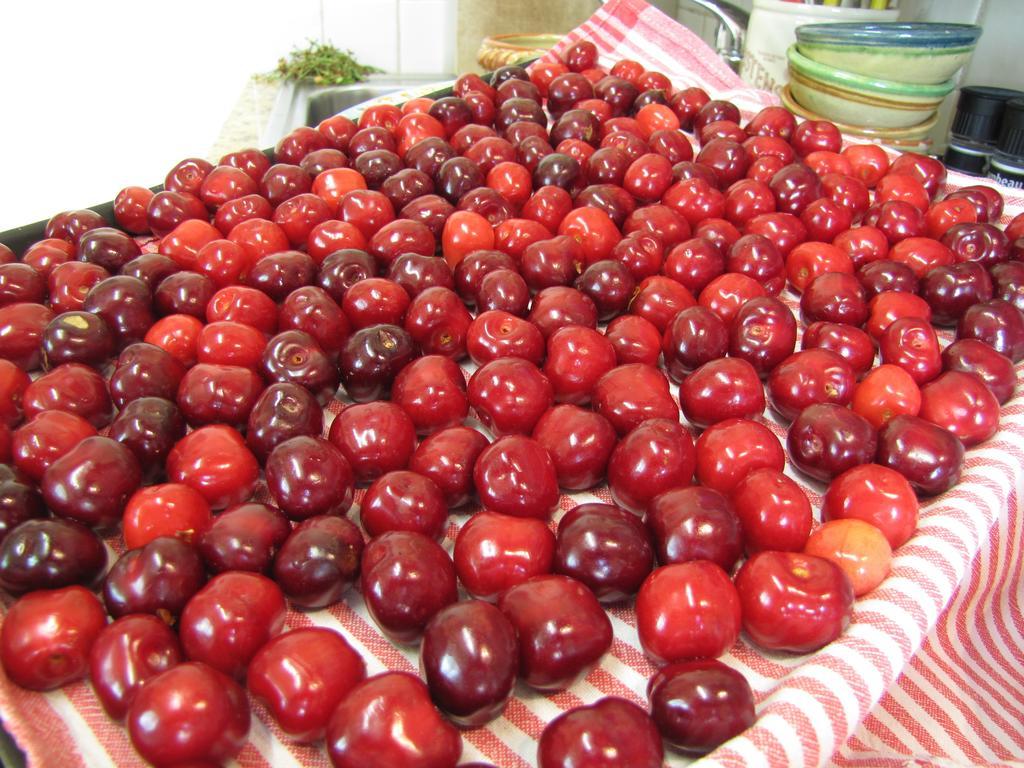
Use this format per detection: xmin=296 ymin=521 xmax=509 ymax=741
xmin=209 ymin=78 xmax=282 ymax=160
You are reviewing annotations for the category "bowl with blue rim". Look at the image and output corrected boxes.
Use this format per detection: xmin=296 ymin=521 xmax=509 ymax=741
xmin=794 ymin=22 xmax=981 ymax=85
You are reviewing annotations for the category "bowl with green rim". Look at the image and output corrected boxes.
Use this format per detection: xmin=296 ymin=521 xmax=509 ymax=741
xmin=795 ymin=22 xmax=981 ymax=85
xmin=787 ymin=45 xmax=955 ymax=129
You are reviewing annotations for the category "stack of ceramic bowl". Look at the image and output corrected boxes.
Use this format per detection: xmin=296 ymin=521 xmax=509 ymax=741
xmin=781 ymin=22 xmax=982 ymax=151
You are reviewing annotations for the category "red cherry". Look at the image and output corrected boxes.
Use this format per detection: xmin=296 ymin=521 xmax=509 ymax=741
xmin=12 ymin=410 xmax=97 ymax=482
xmin=607 ymin=419 xmax=695 ymax=513
xmin=823 ymin=463 xmax=919 ymax=549
xmin=636 ymin=562 xmax=740 ymax=664
xmin=327 ymin=401 xmax=416 ymax=484
xmin=767 ymin=349 xmax=855 ymax=422
xmin=468 ymin=357 xmax=553 ymax=436
xmin=167 ymin=425 xmax=259 ymax=510
xmin=122 ymin=483 xmax=212 ymax=549
xmin=879 ymin=317 xmax=942 ymax=385
xmin=802 ymin=321 xmax=876 ymax=376
xmin=23 ymin=362 xmax=114 ymax=428
xmin=592 ymin=363 xmax=678 ymax=435
xmin=0 ymin=585 xmax=106 ymax=690
xmin=851 ymin=364 xmax=922 ymax=430
xmin=474 ymin=435 xmax=560 ymax=519
xmin=605 ymin=314 xmax=663 ymax=366
xmin=248 ymin=627 xmax=365 ymax=742
xmin=532 ymin=404 xmax=617 ymax=491
xmin=326 ymin=672 xmax=462 ymax=768
xmin=732 ymin=468 xmax=812 ymax=553
xmin=89 ymin=614 xmax=182 ymax=720
xmin=360 ymin=470 xmax=448 ymax=540
xmin=679 ymin=357 xmax=765 ymax=429
xmin=694 ymin=417 xmax=784 ymax=494
xmin=543 ymin=325 xmax=617 ymax=405
xmin=409 ymin=426 xmax=489 ymax=508
xmin=391 ymin=355 xmax=468 ymax=435
xmin=728 ymin=295 xmax=797 ymax=376
xmin=127 ymin=662 xmax=250 ymax=767
xmin=179 ymin=571 xmax=286 ymax=678
xmin=918 ymin=370 xmax=1000 ymax=447
xmin=735 ymin=551 xmax=853 ymax=653
xmin=466 ymin=309 xmax=545 ymax=366
xmin=454 ymin=511 xmax=555 ymax=600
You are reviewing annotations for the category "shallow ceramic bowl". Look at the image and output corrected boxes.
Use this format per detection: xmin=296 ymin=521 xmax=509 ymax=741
xmin=779 ymin=84 xmax=937 ymax=149
xmin=795 ymin=22 xmax=980 ymax=85
xmin=787 ymin=46 xmax=953 ymax=129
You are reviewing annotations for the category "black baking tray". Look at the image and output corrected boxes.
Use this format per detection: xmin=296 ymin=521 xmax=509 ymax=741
xmin=0 ymin=68 xmax=516 ymax=255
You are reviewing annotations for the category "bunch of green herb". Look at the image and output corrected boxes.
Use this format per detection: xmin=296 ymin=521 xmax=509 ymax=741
xmin=261 ymin=40 xmax=382 ymax=86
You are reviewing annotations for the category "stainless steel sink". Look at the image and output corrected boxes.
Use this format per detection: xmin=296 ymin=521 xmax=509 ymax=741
xmin=261 ymin=74 xmax=454 ymax=146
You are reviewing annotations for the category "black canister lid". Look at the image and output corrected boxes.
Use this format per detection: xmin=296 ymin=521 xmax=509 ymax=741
xmin=951 ymin=86 xmax=1024 ymax=143
xmin=944 ymin=141 xmax=990 ymax=176
xmin=997 ymin=98 xmax=1024 ymax=159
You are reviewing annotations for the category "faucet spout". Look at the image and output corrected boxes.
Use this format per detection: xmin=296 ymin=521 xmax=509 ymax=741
xmin=677 ymin=0 xmax=750 ymax=71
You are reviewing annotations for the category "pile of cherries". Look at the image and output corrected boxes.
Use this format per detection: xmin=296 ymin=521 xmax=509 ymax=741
xmin=0 ymin=37 xmax=1022 ymax=768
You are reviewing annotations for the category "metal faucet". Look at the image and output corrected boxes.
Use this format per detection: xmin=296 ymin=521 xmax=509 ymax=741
xmin=677 ymin=0 xmax=750 ymax=72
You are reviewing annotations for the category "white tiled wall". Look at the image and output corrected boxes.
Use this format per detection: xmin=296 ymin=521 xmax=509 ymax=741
xmin=398 ymin=0 xmax=458 ymax=74
xmin=320 ymin=0 xmax=457 ymax=75
xmin=0 ymin=0 xmax=456 ymax=232
xmin=324 ymin=0 xmax=401 ymax=73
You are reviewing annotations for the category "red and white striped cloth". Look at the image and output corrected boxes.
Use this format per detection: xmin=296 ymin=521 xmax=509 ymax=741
xmin=2 ymin=1 xmax=1024 ymax=766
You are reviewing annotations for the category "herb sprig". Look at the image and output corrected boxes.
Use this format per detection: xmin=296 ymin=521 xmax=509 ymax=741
xmin=260 ymin=40 xmax=382 ymax=86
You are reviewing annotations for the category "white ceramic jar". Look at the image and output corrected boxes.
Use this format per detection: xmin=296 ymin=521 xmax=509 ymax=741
xmin=740 ymin=0 xmax=899 ymax=93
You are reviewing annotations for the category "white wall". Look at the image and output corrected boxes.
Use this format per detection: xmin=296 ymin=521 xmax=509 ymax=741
xmin=0 ymin=0 xmax=456 ymax=235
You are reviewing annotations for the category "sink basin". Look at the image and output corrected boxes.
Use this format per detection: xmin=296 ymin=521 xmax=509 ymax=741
xmin=261 ymin=74 xmax=454 ymax=146
xmin=306 ymin=80 xmax=449 ymax=125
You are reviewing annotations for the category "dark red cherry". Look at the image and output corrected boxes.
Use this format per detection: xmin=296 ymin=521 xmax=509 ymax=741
xmin=273 ymin=515 xmax=363 ymax=609
xmin=266 ymin=436 xmax=354 ymax=520
xmin=42 ymin=436 xmax=141 ymax=529
xmin=0 ymin=518 xmax=107 ymax=595
xmin=109 ymin=342 xmax=187 ymax=410
xmin=408 ymin=426 xmax=490 ymax=508
xmin=787 ymin=404 xmax=877 ymax=482
xmin=497 ymin=574 xmax=611 ymax=691
xmin=245 ymin=382 xmax=323 ymax=463
xmin=539 ymin=697 xmax=663 ymax=768
xmin=554 ymin=502 xmax=653 ymax=602
xmin=103 ymin=535 xmax=206 ymax=619
xmin=197 ymin=502 xmax=292 ymax=574
xmin=361 ymin=530 xmax=458 ymax=643
xmin=420 ymin=600 xmax=518 ymax=727
xmin=339 ymin=323 xmax=416 ymax=402
xmin=109 ymin=396 xmax=187 ymax=477
xmin=648 ymin=659 xmax=756 ymax=754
